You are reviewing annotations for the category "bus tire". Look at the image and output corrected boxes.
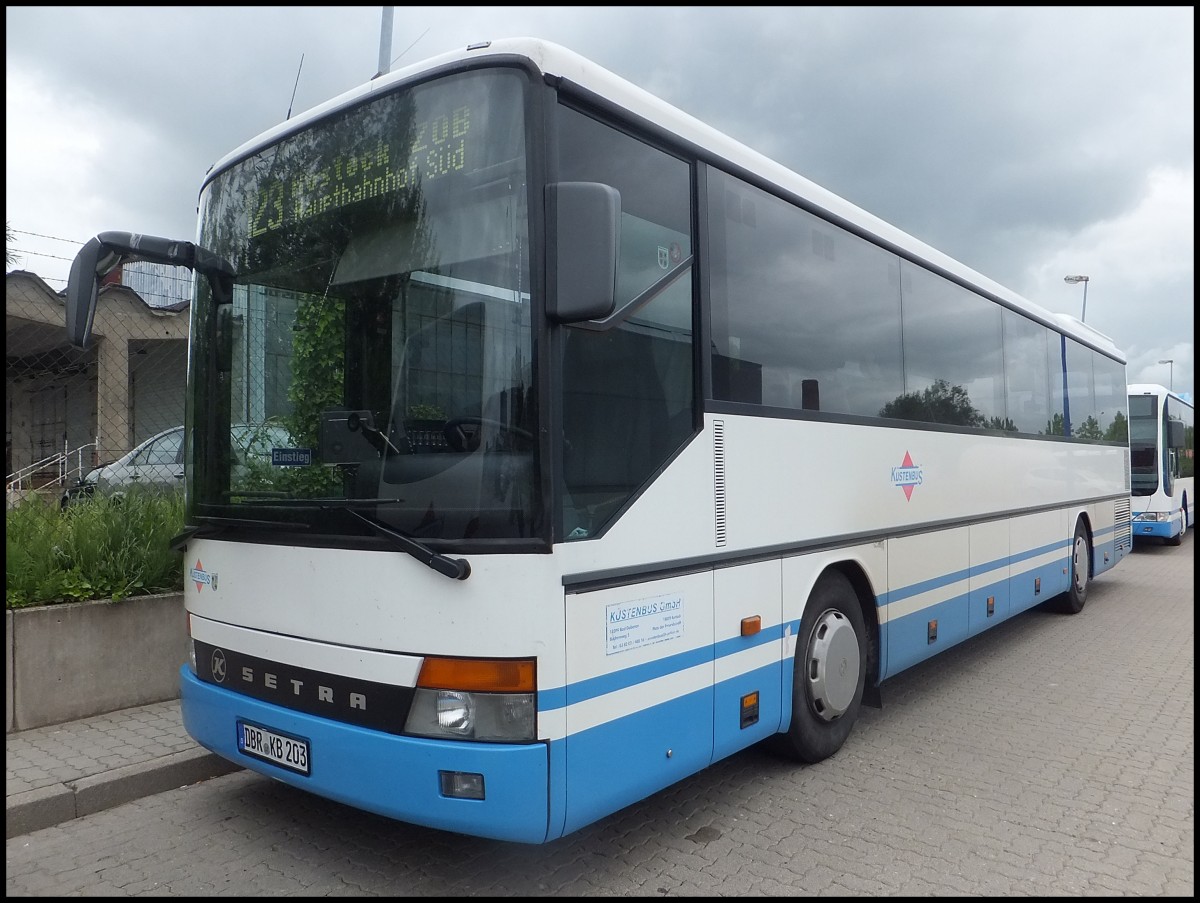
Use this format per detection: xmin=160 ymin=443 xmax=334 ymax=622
xmin=1166 ymin=506 xmax=1185 ymax=546
xmin=773 ymin=570 xmax=866 ymax=764
xmin=1059 ymin=518 xmax=1091 ymax=613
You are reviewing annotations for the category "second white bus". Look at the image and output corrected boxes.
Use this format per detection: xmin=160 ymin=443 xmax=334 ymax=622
xmin=1129 ymin=383 xmax=1194 ymax=544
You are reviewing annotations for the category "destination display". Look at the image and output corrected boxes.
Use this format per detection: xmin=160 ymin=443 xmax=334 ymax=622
xmin=248 ymin=103 xmax=476 ymax=240
xmin=234 ymin=69 xmax=526 ymax=246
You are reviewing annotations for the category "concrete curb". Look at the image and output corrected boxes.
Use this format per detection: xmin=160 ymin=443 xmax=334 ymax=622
xmin=6 ymin=749 xmax=242 ymax=839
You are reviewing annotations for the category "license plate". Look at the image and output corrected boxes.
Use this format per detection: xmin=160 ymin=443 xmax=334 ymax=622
xmin=238 ymin=721 xmax=310 ymax=776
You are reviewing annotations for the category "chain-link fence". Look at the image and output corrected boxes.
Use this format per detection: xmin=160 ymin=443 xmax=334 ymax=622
xmin=6 ymin=269 xmax=189 ymax=521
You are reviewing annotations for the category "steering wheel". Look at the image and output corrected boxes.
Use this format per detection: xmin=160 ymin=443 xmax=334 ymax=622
xmin=442 ymin=417 xmax=533 ymax=452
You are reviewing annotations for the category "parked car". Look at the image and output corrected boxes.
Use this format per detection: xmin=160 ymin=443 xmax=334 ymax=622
xmin=61 ymin=422 xmax=291 ymax=508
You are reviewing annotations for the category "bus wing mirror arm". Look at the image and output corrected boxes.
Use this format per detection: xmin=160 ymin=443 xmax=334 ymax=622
xmin=65 ymin=230 xmax=236 ymax=349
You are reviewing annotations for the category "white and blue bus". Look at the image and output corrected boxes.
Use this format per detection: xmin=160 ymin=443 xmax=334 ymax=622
xmin=65 ymin=38 xmax=1132 ymax=843
xmin=1128 ymin=383 xmax=1194 ymax=545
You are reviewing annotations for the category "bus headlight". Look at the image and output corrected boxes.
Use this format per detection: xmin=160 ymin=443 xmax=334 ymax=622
xmin=437 ymin=690 xmax=474 ymax=733
xmin=404 ymin=656 xmax=536 ymax=742
xmin=407 ymin=689 xmax=535 ymax=741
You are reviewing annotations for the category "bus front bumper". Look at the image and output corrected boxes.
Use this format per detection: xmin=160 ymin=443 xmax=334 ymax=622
xmin=1133 ymin=515 xmax=1177 ymax=539
xmin=180 ymin=667 xmax=552 ymax=843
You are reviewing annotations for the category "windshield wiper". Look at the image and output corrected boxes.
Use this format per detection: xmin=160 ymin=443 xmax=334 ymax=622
xmin=343 ymin=508 xmax=471 ymax=581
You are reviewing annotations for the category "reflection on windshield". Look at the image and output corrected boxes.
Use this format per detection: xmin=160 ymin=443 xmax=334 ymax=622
xmin=191 ymin=68 xmax=538 ymax=542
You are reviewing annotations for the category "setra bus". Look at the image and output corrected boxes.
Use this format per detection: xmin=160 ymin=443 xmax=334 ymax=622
xmin=65 ymin=37 xmax=1133 ymax=843
xmin=1128 ymin=383 xmax=1194 ymax=545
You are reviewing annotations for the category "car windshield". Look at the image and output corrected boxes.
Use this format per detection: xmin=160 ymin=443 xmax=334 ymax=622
xmin=188 ymin=67 xmax=537 ymax=544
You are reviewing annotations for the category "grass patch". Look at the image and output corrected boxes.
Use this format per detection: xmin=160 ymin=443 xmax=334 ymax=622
xmin=6 ymin=491 xmax=185 ymax=609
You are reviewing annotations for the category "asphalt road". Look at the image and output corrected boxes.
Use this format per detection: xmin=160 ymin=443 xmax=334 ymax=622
xmin=6 ymin=532 xmax=1194 ymax=897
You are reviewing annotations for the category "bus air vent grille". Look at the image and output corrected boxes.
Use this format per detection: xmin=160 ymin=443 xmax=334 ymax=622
xmin=714 ymin=420 xmax=727 ymax=546
xmin=1114 ymin=496 xmax=1132 ymax=548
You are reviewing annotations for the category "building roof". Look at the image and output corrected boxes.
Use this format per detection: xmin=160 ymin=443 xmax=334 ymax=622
xmin=6 ymin=269 xmax=188 ymax=362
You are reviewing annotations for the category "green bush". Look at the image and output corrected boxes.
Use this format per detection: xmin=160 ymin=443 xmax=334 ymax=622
xmin=5 ymin=491 xmax=185 ymax=609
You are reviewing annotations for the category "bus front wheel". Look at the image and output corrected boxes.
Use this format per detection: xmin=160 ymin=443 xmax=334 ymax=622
xmin=1167 ymin=505 xmax=1186 ymax=546
xmin=772 ymin=570 xmax=866 ymax=764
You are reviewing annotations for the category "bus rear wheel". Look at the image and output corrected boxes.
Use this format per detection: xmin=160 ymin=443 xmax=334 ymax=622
xmin=1058 ymin=518 xmax=1091 ymax=613
xmin=772 ymin=570 xmax=866 ymax=764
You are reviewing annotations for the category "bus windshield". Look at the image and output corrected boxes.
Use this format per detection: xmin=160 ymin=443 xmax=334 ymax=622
xmin=1129 ymin=393 xmax=1160 ymax=495
xmin=189 ymin=67 xmax=537 ymax=542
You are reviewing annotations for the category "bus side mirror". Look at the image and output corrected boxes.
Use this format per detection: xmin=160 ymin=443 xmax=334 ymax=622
xmin=64 ymin=231 xmax=236 ymax=350
xmin=1168 ymin=419 xmax=1186 ymax=449
xmin=65 ymin=236 xmax=122 ymax=350
xmin=545 ymin=181 xmax=619 ymax=323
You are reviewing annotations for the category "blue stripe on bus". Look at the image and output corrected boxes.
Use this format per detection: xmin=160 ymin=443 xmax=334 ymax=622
xmin=713 ymin=622 xmax=789 ymax=659
xmin=562 ymin=644 xmax=714 ymax=707
xmin=874 ymin=537 xmax=1069 ymax=609
xmin=540 ymin=622 xmax=789 ymax=715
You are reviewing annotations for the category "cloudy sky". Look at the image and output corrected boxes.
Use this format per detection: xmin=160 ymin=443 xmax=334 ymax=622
xmin=6 ymin=6 xmax=1194 ymax=398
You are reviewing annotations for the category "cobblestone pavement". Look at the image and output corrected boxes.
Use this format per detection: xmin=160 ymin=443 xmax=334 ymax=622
xmin=7 ymin=701 xmax=216 ymax=798
xmin=6 ymin=534 xmax=1193 ymax=896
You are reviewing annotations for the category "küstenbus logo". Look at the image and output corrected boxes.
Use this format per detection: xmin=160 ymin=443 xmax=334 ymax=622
xmin=892 ymin=451 xmax=923 ymax=501
xmin=191 ymin=560 xmax=218 ymax=592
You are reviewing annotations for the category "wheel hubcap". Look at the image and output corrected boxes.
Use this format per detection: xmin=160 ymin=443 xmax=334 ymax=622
xmin=1073 ymin=534 xmax=1089 ymax=594
xmin=806 ymin=609 xmax=860 ymax=721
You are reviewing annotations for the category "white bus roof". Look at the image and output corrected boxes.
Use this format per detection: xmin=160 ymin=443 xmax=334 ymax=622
xmin=206 ymin=37 xmax=1124 ymax=362
xmin=1128 ymin=384 xmax=1193 ymax=406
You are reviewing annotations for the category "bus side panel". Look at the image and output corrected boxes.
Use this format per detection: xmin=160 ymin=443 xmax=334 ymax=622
xmin=1089 ymin=498 xmax=1124 ymax=576
xmin=713 ymin=561 xmax=784 ymax=761
xmin=882 ymin=527 xmax=971 ymax=679
xmin=968 ymin=519 xmax=1011 ymax=635
xmin=562 ymin=573 xmax=714 ymax=837
xmin=1008 ymin=509 xmax=1069 ymax=614
xmin=181 ymin=668 xmax=552 ymax=843
xmin=558 ymin=686 xmax=714 ymax=837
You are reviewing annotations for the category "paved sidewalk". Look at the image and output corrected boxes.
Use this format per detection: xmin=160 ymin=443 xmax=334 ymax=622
xmin=6 ymin=700 xmax=240 ymax=838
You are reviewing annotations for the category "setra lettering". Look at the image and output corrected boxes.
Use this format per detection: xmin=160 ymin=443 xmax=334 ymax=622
xmin=237 ymin=665 xmax=367 ymax=709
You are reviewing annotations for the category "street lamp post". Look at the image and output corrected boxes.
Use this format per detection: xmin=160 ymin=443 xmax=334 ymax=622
xmin=1158 ymin=359 xmax=1174 ymax=391
xmin=1064 ymin=275 xmax=1090 ymax=322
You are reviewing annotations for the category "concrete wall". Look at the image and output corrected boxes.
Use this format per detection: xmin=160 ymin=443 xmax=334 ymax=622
xmin=6 ymin=593 xmax=187 ymax=733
